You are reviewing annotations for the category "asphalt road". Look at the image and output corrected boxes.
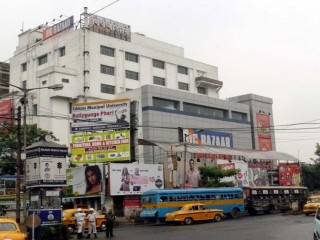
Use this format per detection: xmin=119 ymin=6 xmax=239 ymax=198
xmin=83 ymin=213 xmax=314 ymax=240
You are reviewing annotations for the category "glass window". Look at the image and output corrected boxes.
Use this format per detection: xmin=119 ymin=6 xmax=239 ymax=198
xmin=153 ymin=76 xmax=165 ymax=86
xmin=197 ymin=86 xmax=206 ymax=95
xmin=183 ymin=102 xmax=227 ymax=119
xmin=125 ymin=70 xmax=139 ymax=80
xmin=178 ymin=82 xmax=189 ymax=91
xmin=33 ymin=104 xmax=38 ymax=116
xmin=153 ymin=59 xmax=165 ymax=69
xmin=178 ymin=65 xmax=188 ymax=75
xmin=125 ymin=52 xmax=139 ymax=63
xmin=42 ymin=80 xmax=47 ymax=85
xmin=153 ymin=97 xmax=179 ymax=110
xmin=101 ymin=84 xmax=115 ymax=94
xmin=38 ymin=54 xmax=48 ymax=65
xmin=232 ymin=111 xmax=247 ymax=121
xmin=59 ymin=47 xmax=65 ymax=57
xmin=101 ymin=64 xmax=115 ymax=75
xmin=21 ymin=63 xmax=27 ymax=72
xmin=22 ymin=80 xmax=27 ymax=89
xmin=100 ymin=46 xmax=115 ymax=57
xmin=62 ymin=78 xmax=69 ymax=83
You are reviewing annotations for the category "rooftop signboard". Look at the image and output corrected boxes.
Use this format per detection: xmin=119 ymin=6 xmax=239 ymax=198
xmin=43 ymin=16 xmax=74 ymax=40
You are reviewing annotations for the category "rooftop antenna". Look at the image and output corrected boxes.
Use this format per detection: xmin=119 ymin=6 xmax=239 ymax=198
xmin=20 ymin=22 xmax=24 ymax=32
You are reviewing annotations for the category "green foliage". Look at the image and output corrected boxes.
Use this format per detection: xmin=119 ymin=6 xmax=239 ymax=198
xmin=199 ymin=165 xmax=240 ymax=187
xmin=302 ymin=143 xmax=320 ymax=191
xmin=0 ymin=122 xmax=58 ymax=175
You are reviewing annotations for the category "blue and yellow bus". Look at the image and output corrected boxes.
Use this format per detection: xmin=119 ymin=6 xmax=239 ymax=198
xmin=140 ymin=188 xmax=244 ymax=222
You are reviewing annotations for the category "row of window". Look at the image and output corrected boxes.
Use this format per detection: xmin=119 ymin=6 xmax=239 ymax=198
xmin=152 ymin=97 xmax=248 ymax=121
xmin=100 ymin=45 xmax=189 ymax=74
xmin=21 ymin=47 xmax=65 ymax=72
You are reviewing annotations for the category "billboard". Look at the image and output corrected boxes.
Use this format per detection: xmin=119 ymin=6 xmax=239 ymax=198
xmin=71 ymin=99 xmax=130 ymax=132
xmin=217 ymin=160 xmax=249 ymax=187
xmin=64 ymin=164 xmax=103 ymax=197
xmin=43 ymin=16 xmax=74 ymax=40
xmin=256 ymin=113 xmax=272 ymax=151
xmin=109 ymin=163 xmax=164 ymax=196
xmin=183 ymin=129 xmax=233 ymax=147
xmin=278 ymin=162 xmax=301 ymax=186
xmin=0 ymin=99 xmax=13 ymax=124
xmin=71 ymin=130 xmax=130 ymax=163
xmin=87 ymin=15 xmax=131 ymax=42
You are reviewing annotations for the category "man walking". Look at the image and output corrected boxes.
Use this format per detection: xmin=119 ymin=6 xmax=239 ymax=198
xmin=105 ymin=209 xmax=115 ymax=238
xmin=74 ymin=208 xmax=86 ymax=239
xmin=86 ymin=208 xmax=98 ymax=239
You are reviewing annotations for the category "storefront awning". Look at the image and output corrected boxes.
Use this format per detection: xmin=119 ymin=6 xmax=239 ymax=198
xmin=141 ymin=140 xmax=299 ymax=162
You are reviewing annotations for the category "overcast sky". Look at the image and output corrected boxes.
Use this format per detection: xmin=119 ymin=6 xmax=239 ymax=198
xmin=1 ymin=0 xmax=319 ymax=162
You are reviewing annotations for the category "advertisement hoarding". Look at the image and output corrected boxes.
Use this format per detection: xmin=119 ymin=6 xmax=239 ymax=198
xmin=64 ymin=164 xmax=103 ymax=197
xmin=109 ymin=163 xmax=164 ymax=196
xmin=183 ymin=129 xmax=233 ymax=147
xmin=256 ymin=113 xmax=272 ymax=151
xmin=71 ymin=130 xmax=130 ymax=163
xmin=0 ymin=99 xmax=13 ymax=124
xmin=71 ymin=99 xmax=130 ymax=132
xmin=43 ymin=16 xmax=74 ymax=40
xmin=278 ymin=162 xmax=301 ymax=186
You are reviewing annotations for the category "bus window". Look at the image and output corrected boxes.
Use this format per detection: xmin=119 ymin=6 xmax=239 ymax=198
xmin=160 ymin=196 xmax=168 ymax=202
xmin=169 ymin=196 xmax=176 ymax=201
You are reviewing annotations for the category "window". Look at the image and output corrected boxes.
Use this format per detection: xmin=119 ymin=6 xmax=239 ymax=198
xmin=21 ymin=63 xmax=27 ymax=72
xmin=100 ymin=46 xmax=115 ymax=57
xmin=232 ymin=111 xmax=247 ymax=121
xmin=33 ymin=104 xmax=38 ymax=116
xmin=125 ymin=70 xmax=139 ymax=80
xmin=62 ymin=78 xmax=69 ymax=83
xmin=153 ymin=97 xmax=179 ymax=110
xmin=38 ymin=54 xmax=48 ymax=65
xmin=125 ymin=52 xmax=139 ymax=63
xmin=101 ymin=84 xmax=115 ymax=94
xmin=197 ymin=86 xmax=206 ymax=95
xmin=126 ymin=88 xmax=132 ymax=92
xmin=178 ymin=82 xmax=189 ymax=91
xmin=153 ymin=76 xmax=165 ymax=86
xmin=183 ymin=102 xmax=227 ymax=119
xmin=42 ymin=80 xmax=47 ymax=85
xmin=59 ymin=47 xmax=65 ymax=57
xmin=178 ymin=65 xmax=188 ymax=75
xmin=22 ymin=80 xmax=27 ymax=89
xmin=153 ymin=59 xmax=165 ymax=69
xmin=101 ymin=64 xmax=115 ymax=75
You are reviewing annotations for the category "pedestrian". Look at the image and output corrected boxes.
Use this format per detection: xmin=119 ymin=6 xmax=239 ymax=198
xmin=105 ymin=209 xmax=115 ymax=238
xmin=86 ymin=208 xmax=98 ymax=239
xmin=74 ymin=208 xmax=86 ymax=239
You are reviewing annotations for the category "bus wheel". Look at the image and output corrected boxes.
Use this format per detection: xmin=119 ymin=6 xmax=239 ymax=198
xmin=230 ymin=208 xmax=240 ymax=218
xmin=184 ymin=217 xmax=193 ymax=225
xmin=214 ymin=214 xmax=222 ymax=222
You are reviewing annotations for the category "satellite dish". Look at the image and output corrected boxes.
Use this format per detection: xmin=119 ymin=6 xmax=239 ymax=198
xmin=44 ymin=135 xmax=53 ymax=142
xmin=26 ymin=214 xmax=41 ymax=229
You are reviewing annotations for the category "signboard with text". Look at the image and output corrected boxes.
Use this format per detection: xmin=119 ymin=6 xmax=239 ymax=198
xmin=71 ymin=130 xmax=130 ymax=163
xmin=71 ymin=99 xmax=130 ymax=132
xmin=43 ymin=16 xmax=74 ymax=40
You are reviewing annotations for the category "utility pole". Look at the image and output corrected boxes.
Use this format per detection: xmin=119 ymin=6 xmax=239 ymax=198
xmin=16 ymin=106 xmax=22 ymax=223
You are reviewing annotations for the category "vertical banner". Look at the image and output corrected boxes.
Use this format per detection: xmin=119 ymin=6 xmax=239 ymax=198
xmin=278 ymin=162 xmax=301 ymax=186
xmin=256 ymin=113 xmax=272 ymax=151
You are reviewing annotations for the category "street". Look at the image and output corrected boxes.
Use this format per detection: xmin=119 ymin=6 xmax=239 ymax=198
xmin=85 ymin=213 xmax=314 ymax=240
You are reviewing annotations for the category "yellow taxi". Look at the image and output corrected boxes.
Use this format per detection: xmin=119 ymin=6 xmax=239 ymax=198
xmin=165 ymin=203 xmax=224 ymax=225
xmin=0 ymin=217 xmax=27 ymax=240
xmin=303 ymin=195 xmax=320 ymax=216
xmin=62 ymin=208 xmax=107 ymax=234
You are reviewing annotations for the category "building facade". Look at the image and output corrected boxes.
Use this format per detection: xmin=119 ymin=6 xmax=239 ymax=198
xmin=7 ymin=10 xmax=279 ymax=214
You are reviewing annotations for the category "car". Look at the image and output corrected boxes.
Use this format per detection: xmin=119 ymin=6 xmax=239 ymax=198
xmin=62 ymin=208 xmax=118 ymax=234
xmin=304 ymin=195 xmax=320 ymax=216
xmin=0 ymin=217 xmax=27 ymax=240
xmin=314 ymin=207 xmax=320 ymax=240
xmin=165 ymin=203 xmax=224 ymax=225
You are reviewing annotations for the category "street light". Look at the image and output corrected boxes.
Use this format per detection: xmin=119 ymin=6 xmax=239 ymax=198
xmin=0 ymin=82 xmax=63 ymax=223
xmin=183 ymin=129 xmax=203 ymax=188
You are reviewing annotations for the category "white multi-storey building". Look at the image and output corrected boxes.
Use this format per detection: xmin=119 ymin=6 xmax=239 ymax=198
xmin=9 ymin=10 xmax=275 ymax=161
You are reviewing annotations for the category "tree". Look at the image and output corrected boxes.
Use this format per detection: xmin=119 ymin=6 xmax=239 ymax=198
xmin=0 ymin=122 xmax=58 ymax=175
xmin=301 ymin=143 xmax=320 ymax=191
xmin=199 ymin=165 xmax=240 ymax=187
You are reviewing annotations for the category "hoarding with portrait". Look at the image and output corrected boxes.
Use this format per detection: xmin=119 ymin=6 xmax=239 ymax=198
xmin=64 ymin=164 xmax=103 ymax=197
xmin=109 ymin=163 xmax=164 ymax=196
xmin=71 ymin=130 xmax=130 ymax=163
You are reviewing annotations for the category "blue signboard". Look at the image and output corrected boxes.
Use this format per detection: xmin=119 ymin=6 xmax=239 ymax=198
xmin=27 ymin=209 xmax=62 ymax=225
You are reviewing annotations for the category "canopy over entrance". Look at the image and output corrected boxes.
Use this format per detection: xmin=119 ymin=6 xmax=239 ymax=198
xmin=139 ymin=139 xmax=299 ymax=162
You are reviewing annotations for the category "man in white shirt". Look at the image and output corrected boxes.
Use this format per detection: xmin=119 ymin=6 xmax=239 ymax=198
xmin=86 ymin=208 xmax=98 ymax=239
xmin=74 ymin=208 xmax=86 ymax=239
xmin=186 ymin=159 xmax=201 ymax=188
